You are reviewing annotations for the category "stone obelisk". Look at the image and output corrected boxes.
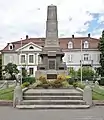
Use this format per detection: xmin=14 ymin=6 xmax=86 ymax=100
xmin=45 ymin=5 xmax=59 ymax=48
xmin=35 ymin=5 xmax=67 ymax=79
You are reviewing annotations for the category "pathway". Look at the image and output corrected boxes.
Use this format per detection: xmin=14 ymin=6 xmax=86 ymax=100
xmin=0 ymin=106 xmax=104 ymax=120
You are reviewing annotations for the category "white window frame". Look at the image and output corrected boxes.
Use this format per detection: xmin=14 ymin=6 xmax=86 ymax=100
xmin=29 ymin=46 xmax=34 ymax=50
xmin=68 ymin=42 xmax=73 ymax=49
xmin=28 ymin=54 xmax=34 ymax=64
xmin=84 ymin=41 xmax=89 ymax=48
xmin=8 ymin=43 xmax=13 ymax=50
xmin=19 ymin=54 xmax=26 ymax=64
xmin=29 ymin=67 xmax=34 ymax=75
xmin=83 ymin=54 xmax=89 ymax=61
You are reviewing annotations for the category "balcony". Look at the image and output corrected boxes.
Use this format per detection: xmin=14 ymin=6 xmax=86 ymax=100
xmin=80 ymin=60 xmax=93 ymax=66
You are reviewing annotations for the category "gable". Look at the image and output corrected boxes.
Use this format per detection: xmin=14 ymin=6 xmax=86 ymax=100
xmin=16 ymin=42 xmax=42 ymax=52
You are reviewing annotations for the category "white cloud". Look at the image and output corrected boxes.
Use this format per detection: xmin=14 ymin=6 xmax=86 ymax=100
xmin=0 ymin=0 xmax=104 ymax=50
xmin=97 ymin=15 xmax=104 ymax=23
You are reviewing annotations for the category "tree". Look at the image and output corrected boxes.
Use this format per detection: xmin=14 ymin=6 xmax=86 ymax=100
xmin=22 ymin=67 xmax=27 ymax=77
xmin=68 ymin=67 xmax=77 ymax=77
xmin=3 ymin=63 xmax=19 ymax=80
xmin=97 ymin=30 xmax=104 ymax=76
xmin=0 ymin=54 xmax=2 ymax=79
xmin=77 ymin=67 xmax=94 ymax=80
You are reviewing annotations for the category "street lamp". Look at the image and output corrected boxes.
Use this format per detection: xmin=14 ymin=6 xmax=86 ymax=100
xmin=20 ymin=38 xmax=22 ymax=85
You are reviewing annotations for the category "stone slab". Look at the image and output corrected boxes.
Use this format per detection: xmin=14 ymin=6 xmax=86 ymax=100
xmin=25 ymin=89 xmax=81 ymax=94
xmin=16 ymin=104 xmax=90 ymax=109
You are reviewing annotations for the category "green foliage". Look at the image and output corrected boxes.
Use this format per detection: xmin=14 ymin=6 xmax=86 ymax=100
xmin=92 ymin=87 xmax=104 ymax=100
xmin=98 ymin=30 xmax=104 ymax=76
xmin=0 ymin=87 xmax=14 ymax=100
xmin=67 ymin=78 xmax=75 ymax=85
xmin=22 ymin=77 xmax=36 ymax=84
xmin=21 ymin=82 xmax=30 ymax=88
xmin=22 ymin=67 xmax=27 ymax=77
xmin=62 ymin=80 xmax=70 ymax=88
xmin=38 ymin=75 xmax=48 ymax=84
xmin=99 ymin=78 xmax=104 ymax=85
xmin=73 ymin=82 xmax=78 ymax=88
xmin=77 ymin=67 xmax=94 ymax=81
xmin=3 ymin=63 xmax=19 ymax=79
xmin=77 ymin=82 xmax=85 ymax=89
xmin=68 ymin=67 xmax=77 ymax=77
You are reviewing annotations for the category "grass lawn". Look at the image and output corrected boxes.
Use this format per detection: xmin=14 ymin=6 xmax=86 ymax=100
xmin=77 ymin=82 xmax=104 ymax=100
xmin=92 ymin=87 xmax=104 ymax=100
xmin=0 ymin=87 xmax=14 ymax=100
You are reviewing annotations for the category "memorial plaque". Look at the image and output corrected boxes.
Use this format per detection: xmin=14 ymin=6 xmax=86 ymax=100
xmin=49 ymin=60 xmax=56 ymax=69
xmin=47 ymin=74 xmax=57 ymax=79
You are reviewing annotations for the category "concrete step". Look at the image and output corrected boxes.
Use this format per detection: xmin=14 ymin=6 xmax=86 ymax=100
xmin=16 ymin=104 xmax=90 ymax=109
xmin=23 ymin=95 xmax=83 ymax=100
xmin=24 ymin=89 xmax=82 ymax=96
xmin=21 ymin=100 xmax=86 ymax=105
xmin=24 ymin=92 xmax=82 ymax=96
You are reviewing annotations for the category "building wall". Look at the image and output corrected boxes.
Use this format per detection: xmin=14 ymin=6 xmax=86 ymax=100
xmin=3 ymin=53 xmax=18 ymax=66
xmin=63 ymin=50 xmax=100 ymax=70
xmin=2 ymin=49 xmax=101 ymax=76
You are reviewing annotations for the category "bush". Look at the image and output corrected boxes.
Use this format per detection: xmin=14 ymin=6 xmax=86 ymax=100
xmin=99 ymin=78 xmax=104 ymax=85
xmin=22 ymin=77 xmax=35 ymax=84
xmin=77 ymin=67 xmax=94 ymax=81
xmin=62 ymin=81 xmax=70 ymax=88
xmin=57 ymin=74 xmax=66 ymax=82
xmin=73 ymin=82 xmax=78 ymax=88
xmin=77 ymin=83 xmax=85 ymax=89
xmin=22 ymin=82 xmax=30 ymax=88
xmin=39 ymin=75 xmax=48 ymax=84
xmin=67 ymin=78 xmax=75 ymax=85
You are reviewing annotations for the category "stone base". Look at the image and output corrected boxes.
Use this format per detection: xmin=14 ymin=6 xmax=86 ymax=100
xmin=35 ymin=70 xmax=68 ymax=80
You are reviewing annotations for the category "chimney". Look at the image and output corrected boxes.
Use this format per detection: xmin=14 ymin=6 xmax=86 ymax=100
xmin=72 ymin=35 xmax=74 ymax=39
xmin=26 ymin=35 xmax=29 ymax=39
xmin=88 ymin=33 xmax=90 ymax=38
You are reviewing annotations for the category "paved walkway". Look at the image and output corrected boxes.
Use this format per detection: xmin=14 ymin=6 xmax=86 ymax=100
xmin=0 ymin=106 xmax=104 ymax=120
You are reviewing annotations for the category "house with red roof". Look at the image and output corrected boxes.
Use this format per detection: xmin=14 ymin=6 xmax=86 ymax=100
xmin=1 ymin=34 xmax=100 ymax=76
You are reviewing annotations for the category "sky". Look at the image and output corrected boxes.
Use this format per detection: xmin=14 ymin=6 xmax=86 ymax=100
xmin=0 ymin=0 xmax=104 ymax=50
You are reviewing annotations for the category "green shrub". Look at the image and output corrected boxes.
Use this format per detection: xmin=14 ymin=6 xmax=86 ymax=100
xmin=62 ymin=81 xmax=70 ymax=88
xmin=22 ymin=77 xmax=35 ymax=84
xmin=99 ymin=78 xmax=104 ymax=85
xmin=67 ymin=78 xmax=75 ymax=85
xmin=73 ymin=82 xmax=78 ymax=88
xmin=22 ymin=82 xmax=30 ymax=88
xmin=77 ymin=83 xmax=85 ymax=89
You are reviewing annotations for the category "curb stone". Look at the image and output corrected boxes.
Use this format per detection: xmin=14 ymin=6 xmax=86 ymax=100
xmin=0 ymin=100 xmax=13 ymax=106
xmin=93 ymin=100 xmax=104 ymax=106
xmin=0 ymin=100 xmax=104 ymax=107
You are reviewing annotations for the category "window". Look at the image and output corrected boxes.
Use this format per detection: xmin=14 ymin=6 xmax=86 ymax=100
xmin=21 ymin=55 xmax=25 ymax=63
xmin=29 ymin=46 xmax=34 ymax=49
xmin=84 ymin=54 xmax=89 ymax=61
xmin=29 ymin=68 xmax=34 ymax=75
xmin=67 ymin=54 xmax=72 ymax=62
xmin=84 ymin=41 xmax=89 ymax=48
xmin=29 ymin=55 xmax=34 ymax=63
xmin=9 ymin=43 xmax=13 ymax=50
xmin=68 ymin=42 xmax=73 ymax=49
